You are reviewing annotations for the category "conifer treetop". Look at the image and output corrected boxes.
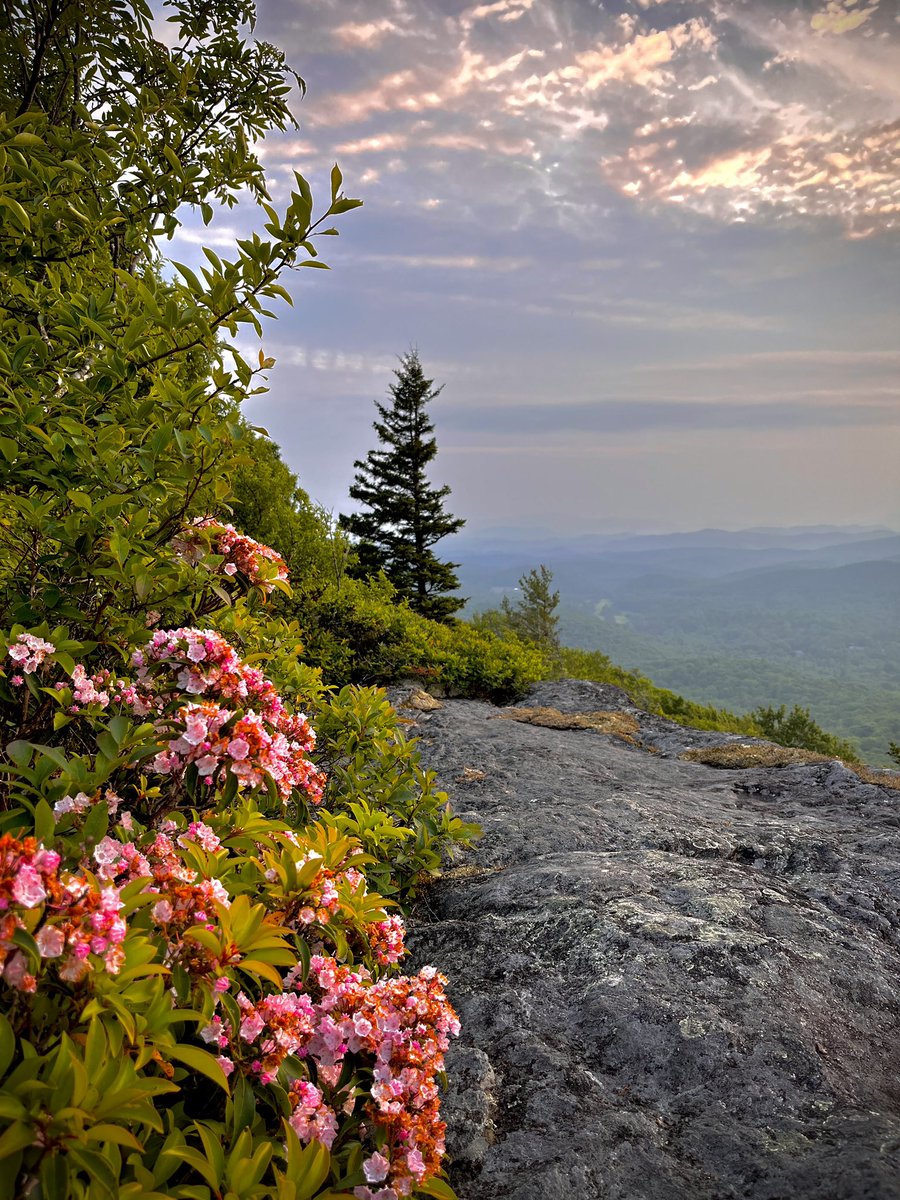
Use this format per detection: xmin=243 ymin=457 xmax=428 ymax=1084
xmin=340 ymin=350 xmax=465 ymax=622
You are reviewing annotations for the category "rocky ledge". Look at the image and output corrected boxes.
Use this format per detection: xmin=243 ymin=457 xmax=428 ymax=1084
xmin=400 ymin=681 xmax=900 ymax=1200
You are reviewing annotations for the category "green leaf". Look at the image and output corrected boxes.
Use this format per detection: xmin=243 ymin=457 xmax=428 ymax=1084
xmin=0 ymin=1120 xmax=33 ymax=1161
xmin=39 ymin=1150 xmax=69 ymax=1199
xmin=0 ymin=1015 xmax=16 ymax=1079
xmin=5 ymin=742 xmax=31 ymax=768
xmin=82 ymin=799 xmax=109 ymax=845
xmin=33 ymin=799 xmax=54 ymax=845
xmin=416 ymin=1179 xmax=459 ymax=1200
xmin=164 ymin=1045 xmax=230 ymax=1093
xmin=329 ymin=197 xmax=363 ymax=215
xmin=83 ymin=1123 xmax=145 ymax=1152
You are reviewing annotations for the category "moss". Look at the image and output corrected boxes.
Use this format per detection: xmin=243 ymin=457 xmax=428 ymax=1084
xmin=494 ymin=706 xmax=641 ymax=744
xmin=680 ymin=743 xmax=900 ymax=791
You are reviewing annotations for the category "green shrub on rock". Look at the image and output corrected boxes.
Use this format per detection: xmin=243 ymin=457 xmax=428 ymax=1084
xmin=313 ymin=686 xmax=479 ymax=899
xmin=294 ymin=577 xmax=544 ymax=704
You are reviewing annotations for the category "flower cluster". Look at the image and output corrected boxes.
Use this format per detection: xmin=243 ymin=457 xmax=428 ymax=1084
xmin=54 ymin=788 xmax=123 ymax=818
xmin=232 ymin=955 xmax=458 ymax=1199
xmin=89 ymin=828 xmax=233 ymax=980
xmin=0 ymin=835 xmax=127 ymax=989
xmin=288 ymin=1079 xmax=340 ymax=1149
xmin=365 ymin=915 xmax=407 ymax=967
xmin=172 ymin=518 xmax=289 ymax=594
xmin=61 ymin=665 xmax=139 ymax=713
xmin=7 ymin=632 xmax=55 ymax=675
xmin=130 ymin=628 xmax=324 ymax=803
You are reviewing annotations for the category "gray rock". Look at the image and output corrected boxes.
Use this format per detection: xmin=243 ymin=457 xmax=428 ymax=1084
xmin=406 ymin=681 xmax=900 ymax=1200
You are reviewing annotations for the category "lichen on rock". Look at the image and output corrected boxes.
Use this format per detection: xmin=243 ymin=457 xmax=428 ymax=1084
xmin=406 ymin=680 xmax=900 ymax=1200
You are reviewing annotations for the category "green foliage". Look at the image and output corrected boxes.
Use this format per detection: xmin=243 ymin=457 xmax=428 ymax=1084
xmin=313 ymin=687 xmax=479 ymax=899
xmin=0 ymin=0 xmax=361 ymax=660
xmin=557 ymin=647 xmax=761 ymax=736
xmin=0 ymin=3 xmax=466 ymax=1197
xmin=888 ymin=742 xmax=900 ymax=768
xmin=431 ymin=621 xmax=545 ymax=704
xmin=551 ymin=567 xmax=900 ymax=765
xmin=750 ymin=704 xmax=860 ymax=761
xmin=499 ymin=565 xmax=560 ymax=652
xmin=295 ymin=576 xmax=544 ymax=704
xmin=340 ymin=351 xmax=465 ymax=622
xmin=228 ymin=425 xmax=351 ymax=593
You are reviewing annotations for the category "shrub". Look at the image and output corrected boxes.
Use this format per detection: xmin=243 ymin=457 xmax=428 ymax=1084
xmin=750 ymin=704 xmax=860 ymax=761
xmin=313 ymin=686 xmax=479 ymax=900
xmin=295 ymin=577 xmax=545 ymax=704
xmin=0 ymin=1 xmax=467 ymax=1195
xmin=0 ymin=623 xmax=464 ymax=1198
xmin=558 ymin=647 xmax=760 ymax=736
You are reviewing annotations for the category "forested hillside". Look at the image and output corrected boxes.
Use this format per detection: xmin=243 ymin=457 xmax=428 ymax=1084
xmin=457 ymin=528 xmax=900 ymax=765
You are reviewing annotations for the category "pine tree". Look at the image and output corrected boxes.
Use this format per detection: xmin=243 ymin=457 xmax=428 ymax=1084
xmin=501 ymin=564 xmax=560 ymax=650
xmin=340 ymin=350 xmax=465 ymax=621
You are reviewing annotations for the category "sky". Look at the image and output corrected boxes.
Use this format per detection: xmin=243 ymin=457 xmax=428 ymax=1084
xmin=174 ymin=0 xmax=900 ymax=535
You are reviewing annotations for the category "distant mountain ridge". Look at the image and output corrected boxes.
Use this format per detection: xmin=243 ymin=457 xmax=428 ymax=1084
xmin=456 ymin=525 xmax=900 ymax=765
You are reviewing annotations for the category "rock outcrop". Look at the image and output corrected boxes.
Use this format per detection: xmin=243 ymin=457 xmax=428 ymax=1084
xmin=401 ymin=681 xmax=900 ymax=1200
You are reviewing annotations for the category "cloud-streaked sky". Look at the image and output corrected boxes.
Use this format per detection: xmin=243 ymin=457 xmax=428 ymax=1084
xmin=176 ymin=0 xmax=900 ymax=533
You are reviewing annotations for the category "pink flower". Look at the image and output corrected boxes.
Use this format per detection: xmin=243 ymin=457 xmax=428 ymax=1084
xmin=363 ymin=1153 xmax=391 ymax=1184
xmin=3 ymin=952 xmax=35 ymax=991
xmin=214 ymin=976 xmax=230 ymax=993
xmin=152 ymin=899 xmax=173 ymax=923
xmin=36 ymin=926 xmax=65 ymax=958
xmin=93 ymin=837 xmax=122 ymax=868
xmin=200 ymin=1019 xmax=223 ymax=1044
xmin=33 ymin=850 xmax=60 ymax=872
xmin=217 ymin=1055 xmax=235 ymax=1077
xmin=405 ymin=1148 xmax=426 ymax=1180
xmin=179 ymin=821 xmax=221 ymax=852
xmin=240 ymin=1010 xmax=265 ymax=1042
xmin=227 ymin=736 xmax=249 ymax=760
xmin=7 ymin=633 xmax=55 ymax=674
xmin=12 ymin=865 xmax=46 ymax=908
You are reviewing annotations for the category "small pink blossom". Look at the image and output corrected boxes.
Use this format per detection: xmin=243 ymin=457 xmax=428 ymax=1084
xmin=12 ymin=865 xmax=46 ymax=908
xmin=227 ymin=736 xmax=249 ymax=760
xmin=363 ymin=1153 xmax=391 ymax=1184
xmin=36 ymin=926 xmax=65 ymax=957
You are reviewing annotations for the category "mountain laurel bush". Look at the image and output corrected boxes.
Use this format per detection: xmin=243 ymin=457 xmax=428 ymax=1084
xmin=0 ymin=1 xmax=468 ymax=1195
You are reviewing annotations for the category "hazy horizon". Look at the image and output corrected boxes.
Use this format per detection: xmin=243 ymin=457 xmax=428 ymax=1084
xmin=173 ymin=0 xmax=900 ymax=534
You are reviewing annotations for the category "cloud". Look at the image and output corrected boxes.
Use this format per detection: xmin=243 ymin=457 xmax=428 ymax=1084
xmin=557 ymin=20 xmax=716 ymax=92
xmin=261 ymin=1 xmax=900 ymax=239
xmin=442 ymin=397 xmax=900 ymax=438
xmin=459 ymin=0 xmax=536 ymax=32
xmin=357 ymin=253 xmax=531 ymax=271
xmin=335 ymin=132 xmax=410 ymax=155
xmin=334 ymin=19 xmax=404 ymax=47
xmin=641 ymin=349 xmax=900 ymax=372
xmin=810 ymin=0 xmax=879 ymax=35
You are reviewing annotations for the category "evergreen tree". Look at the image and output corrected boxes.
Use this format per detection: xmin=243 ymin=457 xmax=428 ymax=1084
xmin=340 ymin=350 xmax=465 ymax=621
xmin=501 ymin=564 xmax=560 ymax=650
